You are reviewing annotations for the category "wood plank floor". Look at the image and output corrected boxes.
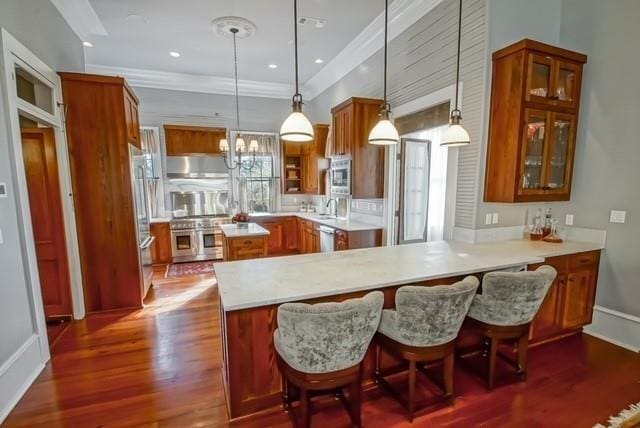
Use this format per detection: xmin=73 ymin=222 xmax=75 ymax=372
xmin=4 ymin=268 xmax=640 ymax=427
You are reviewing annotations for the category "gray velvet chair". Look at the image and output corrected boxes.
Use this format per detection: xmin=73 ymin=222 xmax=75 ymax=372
xmin=274 ymin=290 xmax=384 ymax=428
xmin=461 ymin=265 xmax=557 ymax=389
xmin=374 ymin=276 xmax=479 ymax=422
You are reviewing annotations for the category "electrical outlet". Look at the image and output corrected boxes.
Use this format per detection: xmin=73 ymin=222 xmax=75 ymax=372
xmin=0 ymin=228 xmax=3 ymax=244
xmin=610 ymin=210 xmax=627 ymax=224
xmin=492 ymin=213 xmax=499 ymax=224
xmin=565 ymin=214 xmax=574 ymax=226
xmin=485 ymin=213 xmax=492 ymax=225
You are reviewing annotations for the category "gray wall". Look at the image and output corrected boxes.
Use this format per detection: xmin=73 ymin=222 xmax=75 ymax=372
xmin=0 ymin=0 xmax=83 ymax=389
xmin=308 ymin=0 xmax=487 ymax=229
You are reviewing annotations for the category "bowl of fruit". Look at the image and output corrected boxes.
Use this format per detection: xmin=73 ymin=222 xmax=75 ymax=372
xmin=232 ymin=212 xmax=250 ymax=229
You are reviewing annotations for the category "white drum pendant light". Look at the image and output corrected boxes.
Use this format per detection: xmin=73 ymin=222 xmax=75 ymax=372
xmin=368 ymin=0 xmax=399 ymax=145
xmin=280 ymin=0 xmax=314 ymax=142
xmin=441 ymin=0 xmax=471 ymax=147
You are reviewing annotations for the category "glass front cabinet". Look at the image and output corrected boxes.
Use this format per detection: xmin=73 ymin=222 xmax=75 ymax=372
xmin=485 ymin=39 xmax=586 ymax=202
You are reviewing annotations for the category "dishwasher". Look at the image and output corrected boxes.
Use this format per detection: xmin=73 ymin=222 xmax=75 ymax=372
xmin=318 ymin=225 xmax=336 ymax=252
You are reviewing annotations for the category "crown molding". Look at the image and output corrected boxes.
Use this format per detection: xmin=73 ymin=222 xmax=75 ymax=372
xmin=51 ymin=0 xmax=107 ymax=41
xmin=85 ymin=64 xmax=295 ymax=99
xmin=304 ymin=0 xmax=444 ymax=100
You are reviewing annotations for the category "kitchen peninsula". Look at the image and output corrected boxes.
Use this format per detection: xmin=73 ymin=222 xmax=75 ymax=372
xmin=215 ymin=238 xmax=604 ymax=420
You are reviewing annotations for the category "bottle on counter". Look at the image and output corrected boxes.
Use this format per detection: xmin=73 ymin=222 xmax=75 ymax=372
xmin=543 ymin=207 xmax=553 ymax=237
xmin=530 ymin=208 xmax=544 ymax=241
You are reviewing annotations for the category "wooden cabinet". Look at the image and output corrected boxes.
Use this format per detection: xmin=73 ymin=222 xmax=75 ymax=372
xmin=60 ymin=72 xmax=144 ymax=311
xmin=150 ymin=221 xmax=172 ymax=266
xmin=335 ymin=230 xmax=349 ymax=251
xmin=330 ymin=98 xmax=386 ymax=198
xmin=282 ymin=142 xmax=303 ymax=194
xmin=334 ymin=228 xmax=382 ymax=251
xmin=163 ymin=124 xmax=227 ymax=156
xmin=529 ymin=250 xmax=600 ymax=344
xmin=301 ymin=124 xmax=329 ymax=194
xmin=223 ymin=235 xmax=269 ymax=261
xmin=251 ymin=216 xmax=298 ymax=255
xmin=484 ymin=39 xmax=587 ymax=203
xmin=283 ymin=217 xmax=298 ymax=251
xmin=258 ymin=220 xmax=285 ymax=254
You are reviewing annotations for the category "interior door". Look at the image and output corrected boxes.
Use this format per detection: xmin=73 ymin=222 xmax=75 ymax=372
xmin=21 ymin=128 xmax=72 ymax=318
xmin=397 ymin=138 xmax=431 ymax=244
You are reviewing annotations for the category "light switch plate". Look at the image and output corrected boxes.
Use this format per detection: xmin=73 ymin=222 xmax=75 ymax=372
xmin=492 ymin=213 xmax=499 ymax=224
xmin=485 ymin=213 xmax=492 ymax=225
xmin=0 ymin=182 xmax=7 ymax=198
xmin=0 ymin=228 xmax=3 ymax=244
xmin=565 ymin=214 xmax=574 ymax=226
xmin=610 ymin=210 xmax=627 ymax=224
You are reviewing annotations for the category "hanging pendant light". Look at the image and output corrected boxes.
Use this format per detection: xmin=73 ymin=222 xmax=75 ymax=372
xmin=368 ymin=0 xmax=399 ymax=145
xmin=280 ymin=0 xmax=314 ymax=142
xmin=442 ymin=0 xmax=470 ymax=147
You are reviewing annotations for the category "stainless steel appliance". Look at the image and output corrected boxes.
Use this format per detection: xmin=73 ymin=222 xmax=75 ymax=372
xmin=319 ymin=225 xmax=336 ymax=253
xmin=170 ymin=216 xmax=232 ymax=262
xmin=171 ymin=190 xmax=229 ymax=217
xmin=166 ymin=155 xmax=229 ymax=178
xmin=330 ymin=156 xmax=351 ymax=196
xmin=129 ymin=144 xmax=154 ymax=297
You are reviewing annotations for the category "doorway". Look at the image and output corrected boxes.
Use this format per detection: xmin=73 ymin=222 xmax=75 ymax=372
xmin=20 ymin=123 xmax=73 ymax=345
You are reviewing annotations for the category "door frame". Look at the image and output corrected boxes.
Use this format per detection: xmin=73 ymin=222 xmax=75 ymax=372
xmin=397 ymin=138 xmax=431 ymax=245
xmin=383 ymin=84 xmax=461 ymax=246
xmin=0 ymin=30 xmax=85 ymax=360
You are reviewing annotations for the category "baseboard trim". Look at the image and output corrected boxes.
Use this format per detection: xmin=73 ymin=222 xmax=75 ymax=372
xmin=583 ymin=306 xmax=640 ymax=353
xmin=0 ymin=335 xmax=45 ymax=423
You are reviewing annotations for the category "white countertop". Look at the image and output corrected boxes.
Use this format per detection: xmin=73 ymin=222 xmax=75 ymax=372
xmin=249 ymin=212 xmax=383 ymax=232
xmin=216 ymin=239 xmax=604 ymax=312
xmin=220 ymin=223 xmax=270 ymax=238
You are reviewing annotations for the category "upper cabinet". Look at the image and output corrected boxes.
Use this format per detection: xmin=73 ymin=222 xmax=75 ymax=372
xmin=301 ymin=123 xmax=329 ymax=194
xmin=124 ymin=90 xmax=141 ymax=147
xmin=330 ymin=97 xmax=385 ymax=199
xmin=163 ymin=124 xmax=227 ymax=156
xmin=484 ymin=39 xmax=587 ymax=203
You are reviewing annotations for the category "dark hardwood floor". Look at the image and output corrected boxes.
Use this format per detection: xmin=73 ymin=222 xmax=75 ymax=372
xmin=4 ymin=267 xmax=640 ymax=427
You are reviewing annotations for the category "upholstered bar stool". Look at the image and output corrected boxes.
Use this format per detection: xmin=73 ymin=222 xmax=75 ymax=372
xmin=374 ymin=277 xmax=479 ymax=422
xmin=273 ymin=291 xmax=384 ymax=428
xmin=461 ymin=266 xmax=557 ymax=389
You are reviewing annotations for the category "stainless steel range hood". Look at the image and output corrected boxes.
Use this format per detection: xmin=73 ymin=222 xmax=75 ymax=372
xmin=166 ymin=155 xmax=229 ymax=178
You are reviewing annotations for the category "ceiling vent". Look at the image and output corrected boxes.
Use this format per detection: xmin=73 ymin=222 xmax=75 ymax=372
xmin=211 ymin=16 xmax=257 ymax=39
xmin=298 ymin=16 xmax=326 ymax=28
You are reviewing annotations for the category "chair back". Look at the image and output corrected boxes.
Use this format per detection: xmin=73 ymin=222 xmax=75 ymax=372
xmin=275 ymin=291 xmax=384 ymax=373
xmin=480 ymin=265 xmax=557 ymax=325
xmin=393 ymin=276 xmax=479 ymax=346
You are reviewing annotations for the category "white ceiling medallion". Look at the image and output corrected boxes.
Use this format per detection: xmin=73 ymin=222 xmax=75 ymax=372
xmin=211 ymin=16 xmax=257 ymax=39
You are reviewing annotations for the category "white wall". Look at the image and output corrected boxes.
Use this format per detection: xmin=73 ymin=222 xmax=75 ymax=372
xmin=0 ymin=0 xmax=84 ymax=421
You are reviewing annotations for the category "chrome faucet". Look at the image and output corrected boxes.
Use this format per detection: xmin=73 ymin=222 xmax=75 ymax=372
xmin=326 ymin=198 xmax=338 ymax=217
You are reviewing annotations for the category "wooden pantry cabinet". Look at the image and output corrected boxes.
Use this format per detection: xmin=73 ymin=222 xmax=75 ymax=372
xmin=330 ymin=97 xmax=386 ymax=198
xmin=163 ymin=124 xmax=227 ymax=156
xmin=484 ymin=39 xmax=587 ymax=203
xmin=529 ymin=250 xmax=600 ymax=344
xmin=59 ymin=73 xmax=145 ymax=311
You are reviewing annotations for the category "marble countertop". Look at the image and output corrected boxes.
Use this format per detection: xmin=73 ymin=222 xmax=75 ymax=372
xmin=220 ymin=223 xmax=270 ymax=238
xmin=249 ymin=212 xmax=383 ymax=232
xmin=216 ymin=239 xmax=604 ymax=312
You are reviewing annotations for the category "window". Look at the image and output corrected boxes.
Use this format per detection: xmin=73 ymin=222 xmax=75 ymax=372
xmin=240 ymin=155 xmax=274 ymax=213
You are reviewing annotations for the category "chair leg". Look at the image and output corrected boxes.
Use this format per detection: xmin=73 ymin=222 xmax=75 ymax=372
xmin=517 ymin=333 xmax=529 ymax=381
xmin=408 ymin=360 xmax=416 ymax=423
xmin=374 ymin=343 xmax=381 ymax=383
xmin=348 ymin=366 xmax=363 ymax=427
xmin=298 ymin=388 xmax=311 ymax=428
xmin=443 ymin=351 xmax=455 ymax=405
xmin=488 ymin=337 xmax=499 ymax=390
xmin=282 ymin=374 xmax=290 ymax=411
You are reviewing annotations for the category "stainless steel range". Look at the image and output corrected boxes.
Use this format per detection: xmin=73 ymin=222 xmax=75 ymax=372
xmin=170 ymin=216 xmax=232 ymax=263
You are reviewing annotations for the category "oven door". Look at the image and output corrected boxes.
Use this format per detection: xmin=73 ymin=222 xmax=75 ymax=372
xmin=171 ymin=230 xmax=199 ymax=262
xmin=198 ymin=228 xmax=223 ymax=260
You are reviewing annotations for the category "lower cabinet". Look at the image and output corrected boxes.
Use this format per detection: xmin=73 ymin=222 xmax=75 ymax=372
xmin=150 ymin=221 xmax=172 ymax=265
xmin=223 ymin=235 xmax=269 ymax=261
xmin=529 ymin=250 xmax=600 ymax=344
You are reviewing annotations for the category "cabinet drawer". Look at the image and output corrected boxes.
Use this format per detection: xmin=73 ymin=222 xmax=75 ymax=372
xmin=230 ymin=237 xmax=265 ymax=250
xmin=569 ymin=251 xmax=600 ymax=270
xmin=230 ymin=248 xmax=266 ymax=260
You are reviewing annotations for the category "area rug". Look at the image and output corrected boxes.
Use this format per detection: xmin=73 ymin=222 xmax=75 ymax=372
xmin=594 ymin=402 xmax=640 ymax=428
xmin=166 ymin=261 xmax=215 ymax=278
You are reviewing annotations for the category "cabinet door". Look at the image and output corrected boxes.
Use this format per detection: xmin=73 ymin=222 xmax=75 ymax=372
xmin=311 ymin=229 xmax=321 ymax=253
xmin=526 ymin=54 xmax=554 ymax=105
xmin=260 ymin=221 xmax=284 ymax=254
xmin=530 ymin=274 xmax=564 ymax=341
xmin=552 ymin=59 xmax=582 ymax=110
xmin=335 ymin=230 xmax=348 ymax=251
xmin=283 ymin=217 xmax=298 ymax=251
xmin=560 ymin=269 xmax=596 ymax=329
xmin=124 ymin=94 xmax=141 ymax=147
xmin=519 ymin=109 xmax=550 ymax=195
xmin=543 ymin=113 xmax=576 ymax=197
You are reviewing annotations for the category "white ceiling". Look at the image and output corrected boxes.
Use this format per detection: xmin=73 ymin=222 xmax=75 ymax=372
xmin=84 ymin=0 xmax=384 ymax=84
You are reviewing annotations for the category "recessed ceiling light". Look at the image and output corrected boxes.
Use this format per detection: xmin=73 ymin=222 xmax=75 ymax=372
xmin=169 ymin=51 xmax=181 ymax=58
xmin=268 ymin=64 xmax=278 ymax=69
xmin=83 ymin=41 xmax=94 ymax=48
xmin=315 ymin=58 xmax=323 ymax=64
